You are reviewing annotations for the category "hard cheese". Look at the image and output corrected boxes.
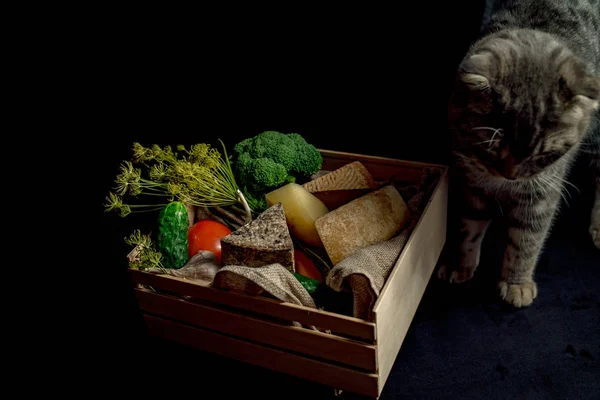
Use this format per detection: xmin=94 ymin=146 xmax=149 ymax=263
xmin=220 ymin=203 xmax=295 ymax=271
xmin=303 ymin=161 xmax=379 ymax=210
xmin=265 ymin=183 xmax=329 ymax=247
xmin=315 ymin=185 xmax=410 ymax=265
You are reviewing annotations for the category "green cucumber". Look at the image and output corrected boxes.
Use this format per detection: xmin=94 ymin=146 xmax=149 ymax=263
xmin=157 ymin=201 xmax=189 ymax=269
xmin=293 ymin=272 xmax=320 ymax=295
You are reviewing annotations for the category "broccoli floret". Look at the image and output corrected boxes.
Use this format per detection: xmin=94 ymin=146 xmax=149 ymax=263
xmin=233 ymin=137 xmax=253 ymax=155
xmin=233 ymin=131 xmax=322 ymax=194
xmin=234 ymin=152 xmax=253 ymax=185
xmin=242 ymin=131 xmax=297 ymax=171
xmin=250 ymin=158 xmax=289 ymax=192
xmin=234 ymin=154 xmax=286 ymax=192
xmin=287 ymin=133 xmax=324 ymax=178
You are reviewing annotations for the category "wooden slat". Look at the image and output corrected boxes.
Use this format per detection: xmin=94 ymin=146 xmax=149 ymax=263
xmin=136 ymin=288 xmax=377 ymax=371
xmin=373 ymin=169 xmax=448 ymax=393
xmin=319 ymin=149 xmax=447 ymax=184
xmin=144 ymin=315 xmax=380 ymax=398
xmin=130 ymin=270 xmax=375 ymax=342
xmin=320 ymin=149 xmax=447 ymax=170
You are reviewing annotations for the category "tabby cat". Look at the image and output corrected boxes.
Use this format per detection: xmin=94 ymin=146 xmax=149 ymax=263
xmin=441 ymin=0 xmax=600 ymax=307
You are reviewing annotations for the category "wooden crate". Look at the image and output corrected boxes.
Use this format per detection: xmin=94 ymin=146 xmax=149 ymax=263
xmin=129 ymin=149 xmax=448 ymax=398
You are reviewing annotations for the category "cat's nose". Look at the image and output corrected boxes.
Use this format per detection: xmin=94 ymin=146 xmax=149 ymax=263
xmin=503 ymin=168 xmax=519 ymax=180
xmin=505 ymin=168 xmax=519 ymax=179
xmin=502 ymin=157 xmax=519 ymax=180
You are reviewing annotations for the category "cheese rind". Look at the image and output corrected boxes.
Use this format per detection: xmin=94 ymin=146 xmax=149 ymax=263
xmin=220 ymin=203 xmax=295 ymax=271
xmin=315 ymin=185 xmax=410 ymax=265
xmin=303 ymin=161 xmax=379 ymax=209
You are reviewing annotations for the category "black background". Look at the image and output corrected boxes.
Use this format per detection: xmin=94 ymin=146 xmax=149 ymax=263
xmin=91 ymin=0 xmax=484 ymax=390
xmin=89 ymin=2 xmax=600 ymax=399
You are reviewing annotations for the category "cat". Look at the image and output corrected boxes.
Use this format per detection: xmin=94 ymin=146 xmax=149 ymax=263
xmin=440 ymin=0 xmax=600 ymax=307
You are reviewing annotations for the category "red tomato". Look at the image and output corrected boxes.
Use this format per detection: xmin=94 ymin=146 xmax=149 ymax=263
xmin=188 ymin=220 xmax=232 ymax=263
xmin=294 ymin=248 xmax=323 ymax=282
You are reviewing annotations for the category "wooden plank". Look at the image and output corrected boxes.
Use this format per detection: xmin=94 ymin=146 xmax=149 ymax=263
xmin=319 ymin=149 xmax=447 ymax=184
xmin=320 ymin=149 xmax=447 ymax=170
xmin=373 ymin=169 xmax=448 ymax=393
xmin=135 ymin=288 xmax=377 ymax=371
xmin=144 ymin=315 xmax=380 ymax=398
xmin=130 ymin=270 xmax=375 ymax=342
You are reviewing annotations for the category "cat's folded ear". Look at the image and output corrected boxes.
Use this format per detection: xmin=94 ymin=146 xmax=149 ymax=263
xmin=458 ymin=53 xmax=494 ymax=91
xmin=559 ymin=56 xmax=600 ymax=101
xmin=453 ymin=53 xmax=495 ymax=116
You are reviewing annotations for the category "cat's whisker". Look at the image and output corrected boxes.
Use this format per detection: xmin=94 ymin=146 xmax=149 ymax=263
xmin=527 ymin=180 xmax=537 ymax=205
xmin=531 ymin=180 xmax=539 ymax=204
xmin=496 ymin=198 xmax=504 ymax=216
xmin=535 ymin=175 xmax=552 ymax=199
xmin=557 ymin=177 xmax=580 ymax=194
xmin=472 ymin=127 xmax=504 ymax=150
xmin=549 ymin=129 xmax=569 ymax=136
xmin=539 ymin=174 xmax=559 ymax=194
xmin=541 ymin=174 xmax=571 ymax=206
xmin=533 ymin=180 xmax=544 ymax=202
xmin=473 ymin=127 xmax=504 ymax=141
xmin=560 ymin=191 xmax=570 ymax=207
xmin=545 ymin=172 xmax=575 ymax=198
xmin=489 ymin=128 xmax=504 ymax=142
xmin=493 ymin=182 xmax=502 ymax=200
xmin=472 ymin=127 xmax=503 ymax=134
xmin=509 ymin=181 xmax=517 ymax=197
xmin=474 ymin=139 xmax=501 ymax=150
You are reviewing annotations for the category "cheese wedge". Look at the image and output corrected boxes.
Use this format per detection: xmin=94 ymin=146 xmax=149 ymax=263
xmin=303 ymin=161 xmax=379 ymax=209
xmin=315 ymin=185 xmax=410 ymax=265
xmin=220 ymin=203 xmax=295 ymax=271
xmin=265 ymin=183 xmax=329 ymax=247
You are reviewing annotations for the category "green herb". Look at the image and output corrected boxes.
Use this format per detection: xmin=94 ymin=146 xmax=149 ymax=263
xmin=124 ymin=230 xmax=168 ymax=273
xmin=104 ymin=139 xmax=253 ymax=221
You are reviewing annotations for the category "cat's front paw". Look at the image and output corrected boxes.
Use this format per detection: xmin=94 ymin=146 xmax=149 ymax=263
xmin=437 ymin=263 xmax=476 ymax=283
xmin=498 ymin=281 xmax=538 ymax=308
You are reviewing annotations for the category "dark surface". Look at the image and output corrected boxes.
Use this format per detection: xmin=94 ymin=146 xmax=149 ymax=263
xmin=93 ymin=2 xmax=598 ymax=399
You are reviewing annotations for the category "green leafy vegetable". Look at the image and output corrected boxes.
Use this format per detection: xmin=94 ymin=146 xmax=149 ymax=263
xmin=293 ymin=272 xmax=320 ymax=295
xmin=232 ymin=131 xmax=322 ymax=215
xmin=233 ymin=131 xmax=322 ymax=192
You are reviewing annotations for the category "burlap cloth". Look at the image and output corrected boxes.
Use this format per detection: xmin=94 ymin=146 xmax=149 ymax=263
xmin=145 ymin=250 xmax=220 ymax=283
xmin=212 ymin=264 xmax=316 ymax=308
xmin=143 ymin=251 xmax=316 ymax=308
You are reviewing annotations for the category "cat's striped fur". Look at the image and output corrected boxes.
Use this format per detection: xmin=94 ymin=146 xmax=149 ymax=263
xmin=442 ymin=0 xmax=600 ymax=307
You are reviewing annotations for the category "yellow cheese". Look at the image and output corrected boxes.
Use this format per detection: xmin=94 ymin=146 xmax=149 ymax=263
xmin=303 ymin=161 xmax=379 ymax=209
xmin=315 ymin=185 xmax=410 ymax=265
xmin=265 ymin=183 xmax=329 ymax=247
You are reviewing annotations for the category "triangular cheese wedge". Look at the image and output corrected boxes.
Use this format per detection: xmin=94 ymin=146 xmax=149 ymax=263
xmin=220 ymin=203 xmax=295 ymax=271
